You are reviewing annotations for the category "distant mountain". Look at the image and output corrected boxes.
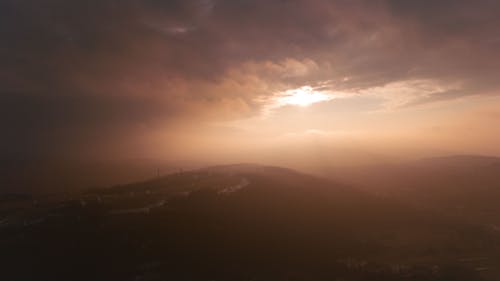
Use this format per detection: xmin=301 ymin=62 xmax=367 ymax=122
xmin=416 ymin=155 xmax=500 ymax=167
xmin=0 ymin=158 xmax=191 ymax=194
xmin=328 ymin=155 xmax=500 ymax=226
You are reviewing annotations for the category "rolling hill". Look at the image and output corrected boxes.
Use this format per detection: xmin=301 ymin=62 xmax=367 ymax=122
xmin=1 ymin=164 xmax=498 ymax=280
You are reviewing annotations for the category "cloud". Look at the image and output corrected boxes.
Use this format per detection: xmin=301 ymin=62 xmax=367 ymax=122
xmin=1 ymin=0 xmax=500 ymax=164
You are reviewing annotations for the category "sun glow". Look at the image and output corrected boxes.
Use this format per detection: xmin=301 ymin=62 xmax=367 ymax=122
xmin=278 ymin=86 xmax=333 ymax=107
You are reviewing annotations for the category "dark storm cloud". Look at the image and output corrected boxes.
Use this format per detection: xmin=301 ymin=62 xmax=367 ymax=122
xmin=1 ymin=0 xmax=500 ymax=163
xmin=385 ymin=0 xmax=500 ymax=84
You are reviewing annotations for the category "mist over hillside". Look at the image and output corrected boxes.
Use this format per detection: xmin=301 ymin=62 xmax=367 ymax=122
xmin=2 ymin=163 xmax=500 ymax=280
xmin=2 ymin=0 xmax=500 ymax=279
xmin=327 ymin=155 xmax=500 ymax=225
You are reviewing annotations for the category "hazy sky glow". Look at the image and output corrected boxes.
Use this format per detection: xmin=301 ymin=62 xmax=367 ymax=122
xmin=2 ymin=0 xmax=500 ymax=173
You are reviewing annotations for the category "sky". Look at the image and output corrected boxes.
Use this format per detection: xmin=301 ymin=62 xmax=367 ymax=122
xmin=2 ymin=0 xmax=500 ymax=188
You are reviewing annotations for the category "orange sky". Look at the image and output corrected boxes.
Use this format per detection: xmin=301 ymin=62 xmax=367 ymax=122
xmin=2 ymin=0 xmax=500 ymax=177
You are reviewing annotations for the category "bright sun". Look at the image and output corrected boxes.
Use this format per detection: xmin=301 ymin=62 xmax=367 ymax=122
xmin=279 ymin=86 xmax=333 ymax=107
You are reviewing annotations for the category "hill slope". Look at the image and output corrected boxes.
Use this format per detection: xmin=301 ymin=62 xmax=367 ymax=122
xmin=1 ymin=164 xmax=497 ymax=281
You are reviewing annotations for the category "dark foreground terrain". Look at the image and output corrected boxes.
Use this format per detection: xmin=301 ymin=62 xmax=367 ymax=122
xmin=1 ymin=163 xmax=499 ymax=280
